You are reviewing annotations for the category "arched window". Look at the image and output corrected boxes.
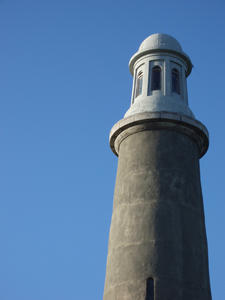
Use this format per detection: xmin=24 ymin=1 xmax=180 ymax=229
xmin=172 ymin=68 xmax=180 ymax=94
xmin=151 ymin=66 xmax=161 ymax=91
xmin=135 ymin=71 xmax=143 ymax=98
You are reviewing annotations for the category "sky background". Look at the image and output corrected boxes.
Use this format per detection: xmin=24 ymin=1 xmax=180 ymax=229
xmin=0 ymin=0 xmax=224 ymax=299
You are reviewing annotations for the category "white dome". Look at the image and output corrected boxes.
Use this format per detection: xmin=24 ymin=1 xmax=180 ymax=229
xmin=139 ymin=33 xmax=182 ymax=53
xmin=129 ymin=33 xmax=192 ymax=76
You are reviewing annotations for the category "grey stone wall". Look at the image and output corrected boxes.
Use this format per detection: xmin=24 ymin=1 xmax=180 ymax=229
xmin=104 ymin=128 xmax=211 ymax=300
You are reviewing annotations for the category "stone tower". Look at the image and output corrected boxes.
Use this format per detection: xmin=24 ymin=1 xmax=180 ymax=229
xmin=103 ymin=34 xmax=212 ymax=300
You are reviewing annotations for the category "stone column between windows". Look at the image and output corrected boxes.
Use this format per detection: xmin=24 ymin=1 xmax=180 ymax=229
xmin=142 ymin=59 xmax=149 ymax=97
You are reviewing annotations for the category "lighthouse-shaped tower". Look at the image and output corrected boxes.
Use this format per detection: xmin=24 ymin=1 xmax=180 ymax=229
xmin=103 ymin=34 xmax=212 ymax=300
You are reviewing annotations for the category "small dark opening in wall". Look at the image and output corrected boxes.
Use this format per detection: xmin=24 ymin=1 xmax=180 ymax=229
xmin=172 ymin=68 xmax=180 ymax=94
xmin=135 ymin=71 xmax=143 ymax=98
xmin=151 ymin=66 xmax=161 ymax=91
xmin=145 ymin=278 xmax=154 ymax=300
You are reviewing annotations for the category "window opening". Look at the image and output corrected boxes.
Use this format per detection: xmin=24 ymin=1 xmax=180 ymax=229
xmin=135 ymin=71 xmax=143 ymax=98
xmin=145 ymin=278 xmax=154 ymax=300
xmin=172 ymin=68 xmax=180 ymax=94
xmin=151 ymin=66 xmax=161 ymax=91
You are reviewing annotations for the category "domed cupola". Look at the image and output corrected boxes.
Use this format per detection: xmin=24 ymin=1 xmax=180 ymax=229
xmin=125 ymin=33 xmax=194 ymax=118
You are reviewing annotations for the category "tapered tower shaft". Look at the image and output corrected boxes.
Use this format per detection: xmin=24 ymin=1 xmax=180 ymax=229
xmin=104 ymin=34 xmax=211 ymax=300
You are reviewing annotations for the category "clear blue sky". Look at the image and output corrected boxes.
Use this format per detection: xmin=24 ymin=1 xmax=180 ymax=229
xmin=0 ymin=0 xmax=224 ymax=299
